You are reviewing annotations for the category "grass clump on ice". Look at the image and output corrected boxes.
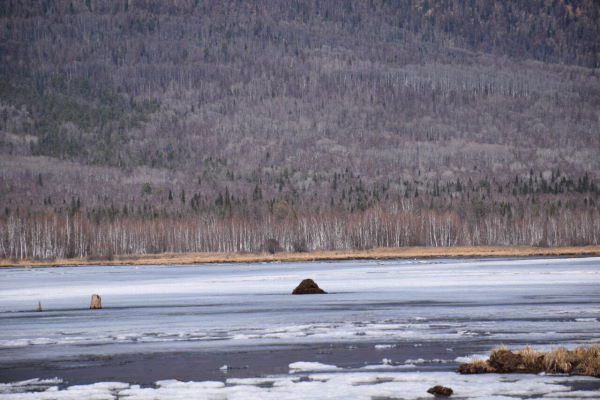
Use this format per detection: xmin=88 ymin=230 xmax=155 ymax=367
xmin=458 ymin=345 xmax=600 ymax=378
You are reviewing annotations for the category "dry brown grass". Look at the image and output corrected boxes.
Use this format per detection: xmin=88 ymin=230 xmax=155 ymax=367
xmin=516 ymin=345 xmax=543 ymax=371
xmin=490 ymin=344 xmax=509 ymax=355
xmin=2 ymin=245 xmax=600 ymax=268
xmin=459 ymin=345 xmax=600 ymax=378
xmin=543 ymin=347 xmax=572 ymax=373
xmin=472 ymin=359 xmax=495 ymax=373
xmin=458 ymin=358 xmax=495 ymax=374
xmin=572 ymin=345 xmax=600 ymax=377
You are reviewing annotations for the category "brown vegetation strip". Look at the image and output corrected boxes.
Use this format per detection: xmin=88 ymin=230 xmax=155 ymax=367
xmin=1 ymin=245 xmax=600 ymax=268
xmin=459 ymin=345 xmax=600 ymax=378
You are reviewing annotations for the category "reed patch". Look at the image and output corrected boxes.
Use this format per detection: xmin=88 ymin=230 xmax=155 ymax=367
xmin=459 ymin=345 xmax=600 ymax=378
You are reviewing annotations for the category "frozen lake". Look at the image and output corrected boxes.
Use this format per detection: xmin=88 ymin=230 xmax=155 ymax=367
xmin=0 ymin=257 xmax=599 ymax=399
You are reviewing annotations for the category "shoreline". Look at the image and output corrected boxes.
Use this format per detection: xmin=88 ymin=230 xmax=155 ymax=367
xmin=1 ymin=245 xmax=600 ymax=268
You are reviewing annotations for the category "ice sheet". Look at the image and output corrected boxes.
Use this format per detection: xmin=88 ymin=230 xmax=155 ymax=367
xmin=1 ymin=257 xmax=599 ymax=362
xmin=1 ymin=256 xmax=599 ymax=398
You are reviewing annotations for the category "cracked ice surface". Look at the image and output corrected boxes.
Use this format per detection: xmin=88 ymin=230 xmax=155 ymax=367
xmin=1 ymin=256 xmax=599 ymax=398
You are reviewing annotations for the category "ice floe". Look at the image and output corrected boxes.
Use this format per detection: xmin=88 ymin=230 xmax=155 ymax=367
xmin=288 ymin=362 xmax=340 ymax=373
xmin=1 ymin=370 xmax=598 ymax=400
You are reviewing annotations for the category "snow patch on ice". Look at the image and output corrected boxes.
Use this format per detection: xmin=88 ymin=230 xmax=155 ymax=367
xmin=405 ymin=358 xmax=450 ymax=364
xmin=1 ymin=371 xmax=598 ymax=400
xmin=288 ymin=362 xmax=341 ymax=373
xmin=455 ymin=354 xmax=490 ymax=364
xmin=361 ymin=363 xmax=416 ymax=370
xmin=374 ymin=344 xmax=395 ymax=349
xmin=544 ymin=391 xmax=600 ymax=398
xmin=155 ymin=380 xmax=225 ymax=389
xmin=0 ymin=378 xmax=62 ymax=394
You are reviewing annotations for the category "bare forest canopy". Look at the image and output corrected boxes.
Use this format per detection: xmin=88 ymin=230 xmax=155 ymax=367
xmin=1 ymin=0 xmax=599 ymax=259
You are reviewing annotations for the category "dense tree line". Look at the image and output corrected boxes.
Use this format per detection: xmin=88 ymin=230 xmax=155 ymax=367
xmin=1 ymin=205 xmax=599 ymax=260
xmin=0 ymin=1 xmax=599 ymax=258
xmin=1 ymin=169 xmax=598 ymax=260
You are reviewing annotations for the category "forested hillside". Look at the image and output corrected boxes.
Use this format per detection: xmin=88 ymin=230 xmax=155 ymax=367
xmin=1 ymin=0 xmax=599 ymax=259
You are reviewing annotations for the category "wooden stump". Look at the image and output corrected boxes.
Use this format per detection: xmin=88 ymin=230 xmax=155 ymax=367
xmin=90 ymin=294 xmax=102 ymax=309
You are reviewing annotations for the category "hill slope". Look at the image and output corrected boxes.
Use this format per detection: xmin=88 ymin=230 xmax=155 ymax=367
xmin=0 ymin=0 xmax=599 ymax=258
